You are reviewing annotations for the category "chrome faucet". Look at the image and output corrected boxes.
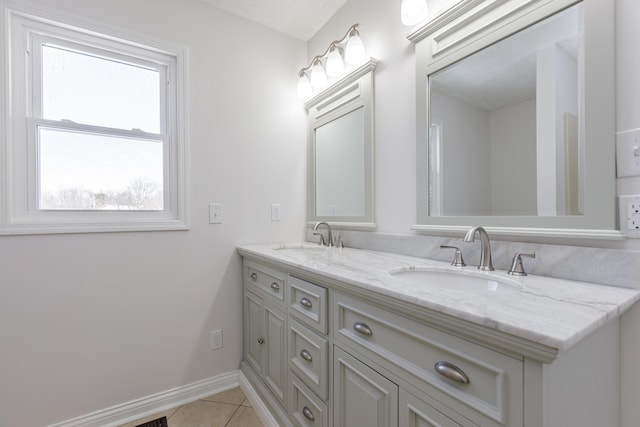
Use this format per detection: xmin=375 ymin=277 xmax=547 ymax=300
xmin=312 ymin=221 xmax=333 ymax=247
xmin=463 ymin=226 xmax=494 ymax=271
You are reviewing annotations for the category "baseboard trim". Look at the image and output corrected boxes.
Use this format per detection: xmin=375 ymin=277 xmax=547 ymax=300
xmin=238 ymin=370 xmax=281 ymax=427
xmin=48 ymin=371 xmax=240 ymax=427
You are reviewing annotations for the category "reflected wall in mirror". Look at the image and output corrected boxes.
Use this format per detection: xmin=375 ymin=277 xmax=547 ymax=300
xmin=305 ymin=60 xmax=377 ymax=229
xmin=315 ymin=107 xmax=365 ymax=217
xmin=429 ymin=4 xmax=582 ymax=218
xmin=410 ymin=0 xmax=618 ymax=238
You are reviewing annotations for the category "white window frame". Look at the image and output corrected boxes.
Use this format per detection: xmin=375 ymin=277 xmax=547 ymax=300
xmin=0 ymin=1 xmax=189 ymax=234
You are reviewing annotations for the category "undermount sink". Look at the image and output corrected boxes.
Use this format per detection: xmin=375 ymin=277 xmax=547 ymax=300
xmin=389 ymin=267 xmax=523 ymax=293
xmin=273 ymin=243 xmax=326 ymax=250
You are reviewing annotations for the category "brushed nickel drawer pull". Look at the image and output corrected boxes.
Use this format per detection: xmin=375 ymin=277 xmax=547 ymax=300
xmin=250 ymin=272 xmax=258 ymax=281
xmin=257 ymin=337 xmax=265 ymax=345
xmin=300 ymin=349 xmax=313 ymax=362
xmin=434 ymin=361 xmax=470 ymax=385
xmin=300 ymin=297 xmax=313 ymax=309
xmin=302 ymin=406 xmax=315 ymax=421
xmin=353 ymin=322 xmax=373 ymax=336
xmin=270 ymin=282 xmax=280 ymax=291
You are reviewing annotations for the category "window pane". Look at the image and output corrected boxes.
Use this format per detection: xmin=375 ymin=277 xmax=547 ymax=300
xmin=42 ymin=45 xmax=161 ymax=133
xmin=38 ymin=127 xmax=164 ymax=211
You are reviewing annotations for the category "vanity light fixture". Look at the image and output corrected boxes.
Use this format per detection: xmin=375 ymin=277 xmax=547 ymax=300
xmin=296 ymin=24 xmax=367 ymax=98
xmin=326 ymin=45 xmax=345 ymax=77
xmin=401 ymin=0 xmax=428 ymax=26
xmin=344 ymin=26 xmax=365 ymax=65
xmin=310 ymin=58 xmax=328 ymax=88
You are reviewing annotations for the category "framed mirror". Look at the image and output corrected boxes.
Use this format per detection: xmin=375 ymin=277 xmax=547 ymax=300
xmin=306 ymin=60 xmax=377 ymax=229
xmin=409 ymin=0 xmax=621 ymax=239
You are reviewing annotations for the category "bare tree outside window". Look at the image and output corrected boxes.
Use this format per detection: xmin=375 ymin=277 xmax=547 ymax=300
xmin=40 ymin=177 xmax=162 ymax=210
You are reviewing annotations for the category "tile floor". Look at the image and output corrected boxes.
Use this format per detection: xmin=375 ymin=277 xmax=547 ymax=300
xmin=119 ymin=386 xmax=264 ymax=427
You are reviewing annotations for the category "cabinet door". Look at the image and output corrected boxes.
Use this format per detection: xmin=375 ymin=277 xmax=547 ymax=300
xmin=334 ymin=346 xmax=398 ymax=427
xmin=263 ymin=301 xmax=287 ymax=405
xmin=244 ymin=290 xmax=264 ymax=374
xmin=400 ymin=389 xmax=468 ymax=427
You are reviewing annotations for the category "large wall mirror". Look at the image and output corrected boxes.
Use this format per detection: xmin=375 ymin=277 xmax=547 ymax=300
xmin=409 ymin=0 xmax=620 ymax=239
xmin=306 ymin=60 xmax=377 ymax=229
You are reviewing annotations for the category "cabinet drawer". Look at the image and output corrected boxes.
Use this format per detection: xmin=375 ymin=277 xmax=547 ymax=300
xmin=245 ymin=260 xmax=285 ymax=302
xmin=289 ymin=276 xmax=327 ymax=333
xmin=289 ymin=318 xmax=329 ymax=400
xmin=289 ymin=374 xmax=328 ymax=427
xmin=333 ymin=291 xmax=522 ymax=426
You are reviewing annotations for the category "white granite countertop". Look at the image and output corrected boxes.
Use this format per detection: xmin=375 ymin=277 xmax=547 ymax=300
xmin=237 ymin=243 xmax=640 ymax=352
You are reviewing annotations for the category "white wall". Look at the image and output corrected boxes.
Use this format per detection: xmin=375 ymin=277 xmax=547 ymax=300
xmin=2 ymin=0 xmax=639 ymax=425
xmin=309 ymin=0 xmax=640 ymax=248
xmin=617 ymin=0 xmax=640 ymax=206
xmin=308 ymin=0 xmax=422 ymax=231
xmin=309 ymin=0 xmax=640 ymax=426
xmin=616 ymin=1 xmax=640 ymax=425
xmin=0 ymin=0 xmax=307 ymax=426
xmin=430 ymin=89 xmax=491 ymax=216
xmin=536 ymin=44 xmax=579 ymax=216
xmin=315 ymin=108 xmax=366 ymax=217
xmin=490 ymin=99 xmax=537 ymax=215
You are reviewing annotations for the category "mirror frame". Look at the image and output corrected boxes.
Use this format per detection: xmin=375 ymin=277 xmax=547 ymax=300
xmin=305 ymin=59 xmax=377 ymax=230
xmin=408 ymin=0 xmax=622 ymax=239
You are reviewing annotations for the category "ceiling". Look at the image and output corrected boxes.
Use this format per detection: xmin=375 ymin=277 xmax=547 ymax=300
xmin=199 ymin=0 xmax=350 ymax=41
xmin=431 ymin=3 xmax=581 ymax=112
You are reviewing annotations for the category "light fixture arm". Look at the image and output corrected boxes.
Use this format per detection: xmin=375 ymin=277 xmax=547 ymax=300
xmin=298 ymin=24 xmax=360 ymax=75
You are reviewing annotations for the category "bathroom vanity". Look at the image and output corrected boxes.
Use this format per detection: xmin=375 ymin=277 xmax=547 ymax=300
xmin=238 ymin=244 xmax=640 ymax=427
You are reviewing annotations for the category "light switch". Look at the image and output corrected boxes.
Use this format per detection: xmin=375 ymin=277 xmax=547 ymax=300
xmin=616 ymin=129 xmax=640 ymax=177
xmin=209 ymin=203 xmax=223 ymax=224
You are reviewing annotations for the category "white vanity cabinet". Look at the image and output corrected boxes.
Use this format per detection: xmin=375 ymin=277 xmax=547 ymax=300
xmin=287 ymin=276 xmax=330 ymax=427
xmin=333 ymin=346 xmax=398 ymax=427
xmin=333 ymin=290 xmax=521 ymax=427
xmin=242 ymin=260 xmax=289 ymax=412
xmin=400 ymin=388 xmax=471 ymax=427
xmin=239 ymin=249 xmax=631 ymax=427
xmin=242 ymin=258 xmax=332 ymax=427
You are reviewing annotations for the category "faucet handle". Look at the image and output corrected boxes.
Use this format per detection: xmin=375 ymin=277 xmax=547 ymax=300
xmin=440 ymin=245 xmax=466 ymax=267
xmin=508 ymin=252 xmax=536 ymax=276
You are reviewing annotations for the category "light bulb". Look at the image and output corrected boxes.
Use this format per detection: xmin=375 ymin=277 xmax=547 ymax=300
xmin=401 ymin=0 xmax=428 ymax=26
xmin=310 ymin=59 xmax=327 ymax=89
xmin=326 ymin=46 xmax=345 ymax=77
xmin=345 ymin=30 xmax=366 ymax=65
xmin=297 ymin=73 xmax=312 ymax=98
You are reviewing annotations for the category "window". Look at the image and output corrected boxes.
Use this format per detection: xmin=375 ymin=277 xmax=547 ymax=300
xmin=1 ymin=4 xmax=188 ymax=234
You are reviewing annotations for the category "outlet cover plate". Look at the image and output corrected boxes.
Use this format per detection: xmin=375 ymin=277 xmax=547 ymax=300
xmin=271 ymin=204 xmax=281 ymax=221
xmin=619 ymin=195 xmax=640 ymax=238
xmin=209 ymin=329 xmax=223 ymax=350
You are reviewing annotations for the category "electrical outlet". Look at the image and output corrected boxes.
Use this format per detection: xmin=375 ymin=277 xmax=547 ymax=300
xmin=628 ymin=200 xmax=640 ymax=230
xmin=271 ymin=204 xmax=281 ymax=221
xmin=209 ymin=329 xmax=223 ymax=350
xmin=619 ymin=195 xmax=640 ymax=238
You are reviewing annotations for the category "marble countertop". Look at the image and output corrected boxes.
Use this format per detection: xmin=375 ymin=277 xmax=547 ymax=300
xmin=237 ymin=243 xmax=640 ymax=352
